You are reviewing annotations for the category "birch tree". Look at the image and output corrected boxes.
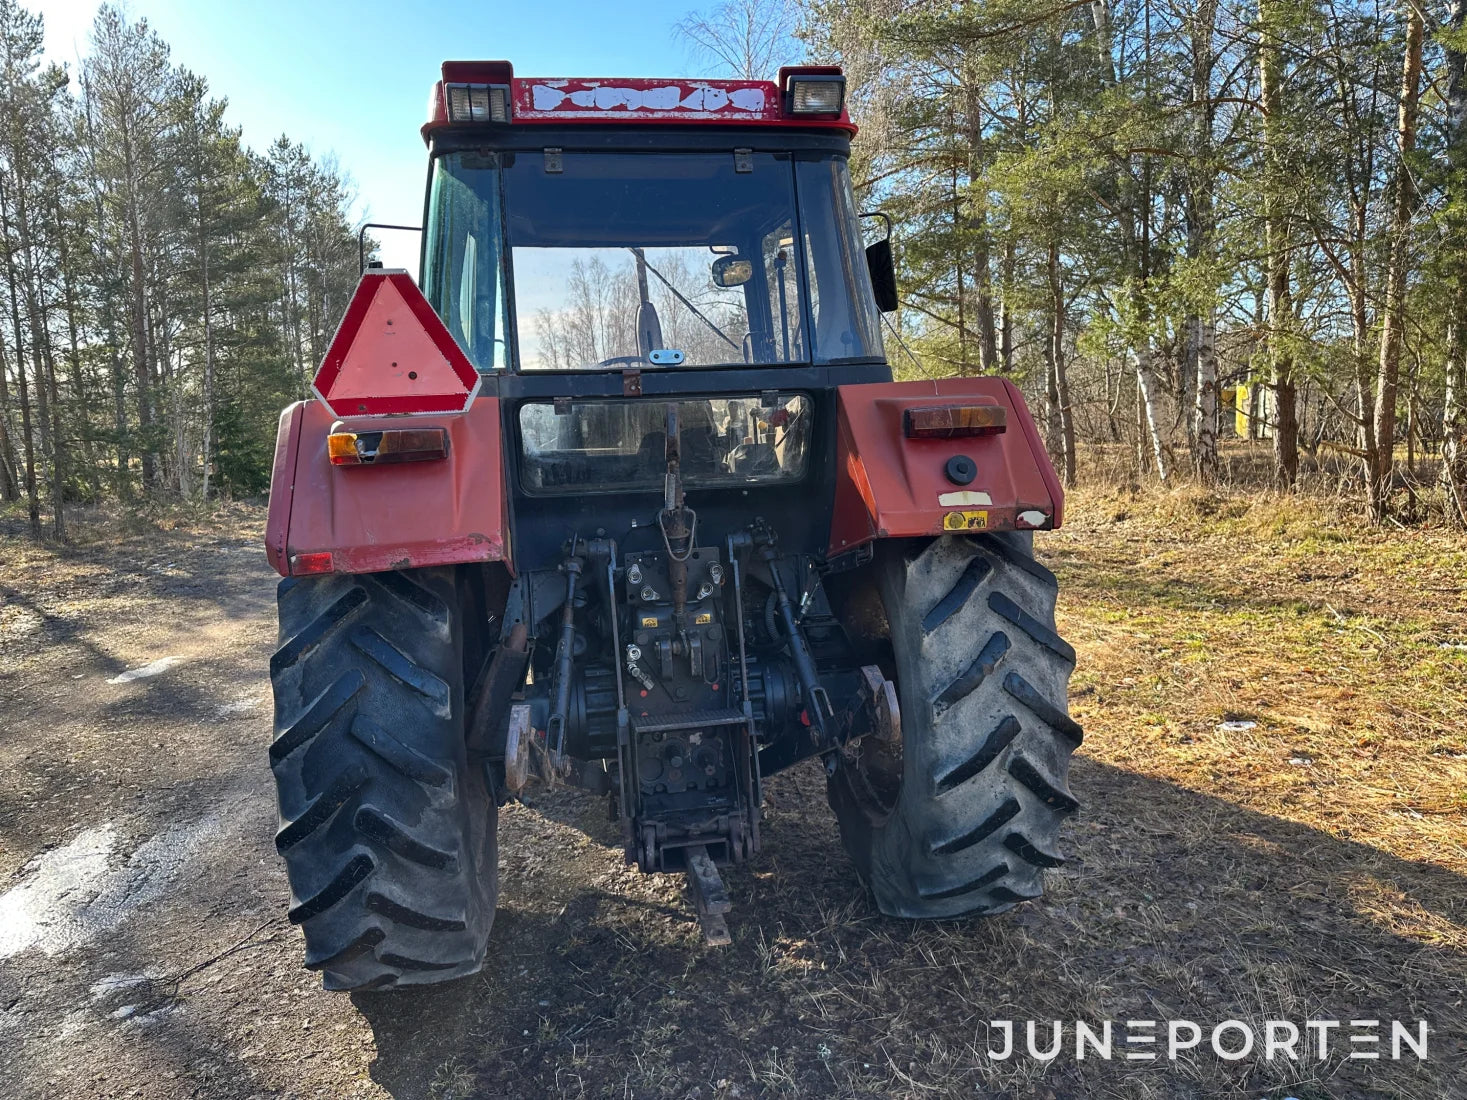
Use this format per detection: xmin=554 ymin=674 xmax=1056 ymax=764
xmin=1441 ymin=0 xmax=1467 ymax=523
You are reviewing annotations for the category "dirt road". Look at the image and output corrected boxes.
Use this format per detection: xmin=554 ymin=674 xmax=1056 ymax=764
xmin=0 ymin=497 xmax=1462 ymax=1099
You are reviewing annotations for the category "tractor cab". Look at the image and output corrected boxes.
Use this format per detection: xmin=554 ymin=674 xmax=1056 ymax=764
xmin=415 ymin=63 xmax=895 ymax=571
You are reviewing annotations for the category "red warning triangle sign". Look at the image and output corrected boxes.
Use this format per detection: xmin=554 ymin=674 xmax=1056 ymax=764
xmin=313 ymin=270 xmax=481 ymax=417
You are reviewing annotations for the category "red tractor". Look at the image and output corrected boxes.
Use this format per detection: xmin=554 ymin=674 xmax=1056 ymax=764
xmin=265 ymin=62 xmax=1080 ymax=990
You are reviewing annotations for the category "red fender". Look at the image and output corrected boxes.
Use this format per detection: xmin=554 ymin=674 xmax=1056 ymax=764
xmin=829 ymin=378 xmax=1063 ymax=556
xmin=264 ymin=396 xmax=510 ymax=578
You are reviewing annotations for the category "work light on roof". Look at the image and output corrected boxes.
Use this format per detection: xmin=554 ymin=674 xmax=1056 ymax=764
xmin=786 ymin=74 xmax=845 ymax=117
xmin=445 ymin=82 xmax=510 ymax=123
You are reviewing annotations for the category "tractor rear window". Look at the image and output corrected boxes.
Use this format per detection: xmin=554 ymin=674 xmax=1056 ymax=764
xmin=505 ymin=152 xmax=805 ymax=370
xmin=518 ymin=395 xmax=811 ymax=492
xmin=425 ymin=149 xmax=883 ymax=371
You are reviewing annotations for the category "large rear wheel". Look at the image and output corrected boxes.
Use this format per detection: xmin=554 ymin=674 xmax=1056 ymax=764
xmin=269 ymin=568 xmax=497 ymax=989
xmin=828 ymin=533 xmax=1081 ymax=917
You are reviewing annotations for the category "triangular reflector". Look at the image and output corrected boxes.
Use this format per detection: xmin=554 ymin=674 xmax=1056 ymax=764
xmin=313 ymin=270 xmax=480 ymax=417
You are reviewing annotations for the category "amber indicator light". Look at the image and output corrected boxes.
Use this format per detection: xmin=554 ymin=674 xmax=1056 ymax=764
xmin=904 ymin=404 xmax=1007 ymax=439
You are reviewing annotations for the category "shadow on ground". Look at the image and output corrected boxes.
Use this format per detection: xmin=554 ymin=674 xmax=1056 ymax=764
xmin=350 ymin=757 xmax=1466 ymax=1100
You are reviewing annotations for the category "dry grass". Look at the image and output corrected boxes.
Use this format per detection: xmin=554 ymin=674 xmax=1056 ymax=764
xmin=1056 ymin=484 xmax=1467 ymax=874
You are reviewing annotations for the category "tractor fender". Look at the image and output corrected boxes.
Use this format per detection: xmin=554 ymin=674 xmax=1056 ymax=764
xmin=828 ymin=378 xmax=1063 ymax=555
xmin=264 ymin=395 xmax=510 ymax=578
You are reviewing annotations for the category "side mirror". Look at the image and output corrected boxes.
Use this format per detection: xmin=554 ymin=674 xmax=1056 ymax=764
xmin=865 ymin=238 xmax=898 ymax=313
xmin=711 ymin=254 xmax=754 ymax=288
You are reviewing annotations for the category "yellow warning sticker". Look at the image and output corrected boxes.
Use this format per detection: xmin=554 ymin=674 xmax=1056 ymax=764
xmin=942 ymin=509 xmax=989 ymax=531
xmin=640 ymin=615 xmax=660 ymax=628
xmin=694 ymin=612 xmax=713 ymax=625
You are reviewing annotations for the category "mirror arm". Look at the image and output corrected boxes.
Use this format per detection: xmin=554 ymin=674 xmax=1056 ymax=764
xmin=859 ymin=210 xmax=893 ymax=241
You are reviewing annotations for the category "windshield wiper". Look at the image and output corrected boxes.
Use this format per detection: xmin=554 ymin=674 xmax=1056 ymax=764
xmin=630 ymin=249 xmax=741 ymax=354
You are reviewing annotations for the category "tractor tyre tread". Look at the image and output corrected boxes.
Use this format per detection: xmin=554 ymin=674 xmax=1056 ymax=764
xmin=829 ymin=532 xmax=1080 ymax=918
xmin=269 ymin=568 xmax=496 ymax=990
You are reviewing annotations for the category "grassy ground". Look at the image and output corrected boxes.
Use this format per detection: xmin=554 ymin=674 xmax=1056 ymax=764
xmin=1058 ymin=486 xmax=1467 ymax=868
xmin=0 ymin=488 xmax=1463 ymax=1099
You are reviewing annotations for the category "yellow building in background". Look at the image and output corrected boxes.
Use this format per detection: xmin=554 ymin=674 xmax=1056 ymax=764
xmin=1219 ymin=383 xmax=1271 ymax=439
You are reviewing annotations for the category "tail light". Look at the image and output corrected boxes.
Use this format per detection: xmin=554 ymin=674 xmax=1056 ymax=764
xmin=290 ymin=551 xmax=335 ymax=575
xmin=904 ymin=404 xmax=1008 ymax=439
xmin=328 ymin=427 xmax=450 ymax=466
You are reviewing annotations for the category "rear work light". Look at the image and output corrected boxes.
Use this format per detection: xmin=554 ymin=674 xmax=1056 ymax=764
xmin=328 ymin=427 xmax=450 ymax=466
xmin=904 ymin=404 xmax=1008 ymax=439
xmin=445 ymin=83 xmax=510 ymax=123
xmin=780 ymin=68 xmax=850 ymax=116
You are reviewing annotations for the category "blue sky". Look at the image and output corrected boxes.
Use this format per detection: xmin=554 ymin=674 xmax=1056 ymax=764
xmin=40 ymin=0 xmax=744 ymax=273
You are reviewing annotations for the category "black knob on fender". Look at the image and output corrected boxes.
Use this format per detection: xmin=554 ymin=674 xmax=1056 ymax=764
xmin=945 ymin=455 xmax=977 ymax=485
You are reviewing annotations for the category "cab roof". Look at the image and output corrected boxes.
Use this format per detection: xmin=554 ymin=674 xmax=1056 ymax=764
xmin=423 ymin=61 xmax=856 ymax=142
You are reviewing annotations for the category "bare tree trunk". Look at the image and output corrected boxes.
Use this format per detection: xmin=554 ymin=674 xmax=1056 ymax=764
xmin=127 ymin=189 xmax=156 ymax=490
xmin=1047 ymin=240 xmax=1076 ymax=486
xmin=0 ymin=427 xmax=15 ymax=499
xmin=1188 ymin=0 xmax=1220 ymax=483
xmin=163 ymin=308 xmax=188 ymax=499
xmin=1044 ymin=344 xmax=1062 ymax=457
xmin=12 ymin=350 xmax=38 ymax=538
xmin=1134 ymin=376 xmax=1150 ymax=475
xmin=1370 ymin=4 xmax=1424 ymax=521
xmin=1041 ymin=245 xmax=1060 ymax=457
xmin=949 ymin=139 xmax=967 ymax=367
xmin=24 ymin=289 xmax=59 ymax=540
xmin=1323 ymin=5 xmax=1381 ymax=474
xmin=973 ymin=228 xmax=998 ymax=372
xmin=1104 ymin=359 xmax=1122 ymax=441
xmin=998 ymin=236 xmax=1015 ymax=372
xmin=1182 ymin=320 xmax=1199 ymax=453
xmin=0 ymin=270 xmax=16 ymax=502
xmin=0 ymin=334 xmax=19 ymax=500
xmin=1405 ymin=364 xmax=1416 ymax=475
xmin=2 ymin=291 xmax=37 ymax=534
xmin=1090 ymin=0 xmax=1116 ymax=85
xmin=1260 ymin=0 xmax=1298 ymax=487
xmin=1191 ymin=313 xmax=1218 ymax=481
xmin=280 ymin=165 xmax=307 ymax=386
xmin=1350 ymin=268 xmax=1376 ymax=465
xmin=963 ymin=81 xmax=998 ymax=373
xmin=79 ymin=69 xmax=130 ymax=494
xmin=147 ymin=286 xmax=184 ymax=497
xmin=51 ymin=187 xmax=100 ymax=502
xmin=10 ymin=154 xmax=65 ymax=540
xmin=36 ymin=318 xmax=63 ymax=540
xmin=199 ymin=225 xmax=215 ymax=501
xmin=1136 ymin=346 xmax=1169 ymax=483
xmin=1447 ymin=309 xmax=1467 ymax=524
xmin=1441 ymin=0 xmax=1467 ymax=524
xmin=0 ymin=174 xmax=39 ymax=537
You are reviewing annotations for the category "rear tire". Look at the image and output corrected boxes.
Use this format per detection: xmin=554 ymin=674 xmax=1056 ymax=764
xmin=269 ymin=568 xmax=497 ymax=990
xmin=828 ymin=533 xmax=1081 ymax=917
